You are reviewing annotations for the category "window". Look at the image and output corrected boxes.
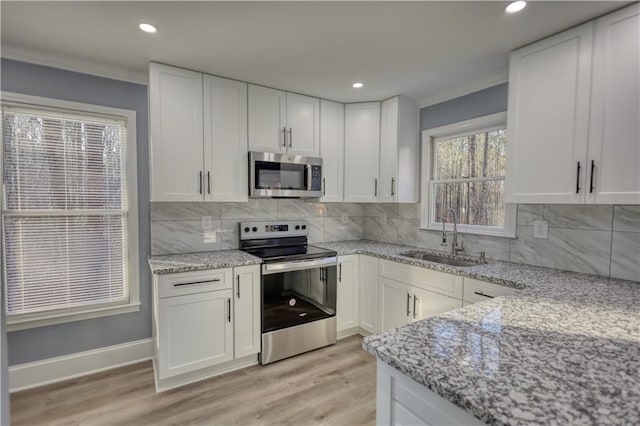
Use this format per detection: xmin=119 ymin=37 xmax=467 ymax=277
xmin=1 ymin=93 xmax=139 ymax=330
xmin=421 ymin=112 xmax=516 ymax=237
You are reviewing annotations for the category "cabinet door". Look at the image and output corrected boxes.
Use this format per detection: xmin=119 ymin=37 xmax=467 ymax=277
xmin=286 ymin=93 xmax=320 ymax=156
xmin=379 ymin=278 xmax=412 ymax=332
xmin=344 ymin=102 xmax=381 ymax=202
xmin=320 ymin=100 xmax=345 ymax=202
xmin=248 ymin=85 xmax=287 ymax=153
xmin=149 ymin=63 xmax=204 ymax=202
xmin=412 ymin=287 xmax=462 ymax=321
xmin=157 ymin=290 xmax=233 ymax=379
xmin=233 ymin=265 xmax=260 ymax=358
xmin=379 ymin=97 xmax=399 ymax=203
xmin=337 ymin=255 xmax=358 ymax=332
xmin=506 ymin=23 xmax=593 ymax=204
xmin=203 ymin=75 xmax=248 ymax=202
xmin=358 ymin=255 xmax=379 ymax=333
xmin=587 ymin=3 xmax=640 ymax=205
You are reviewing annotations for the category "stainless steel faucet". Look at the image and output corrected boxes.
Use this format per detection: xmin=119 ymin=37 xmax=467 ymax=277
xmin=441 ymin=208 xmax=464 ymax=255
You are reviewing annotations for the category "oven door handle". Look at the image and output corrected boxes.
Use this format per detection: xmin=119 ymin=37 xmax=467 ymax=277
xmin=262 ymin=256 xmax=337 ymax=275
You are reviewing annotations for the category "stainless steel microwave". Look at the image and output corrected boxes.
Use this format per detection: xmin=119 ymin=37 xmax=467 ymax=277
xmin=249 ymin=151 xmax=322 ymax=198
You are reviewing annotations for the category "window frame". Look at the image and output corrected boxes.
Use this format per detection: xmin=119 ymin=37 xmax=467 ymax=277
xmin=1 ymin=92 xmax=140 ymax=331
xmin=420 ymin=112 xmax=516 ymax=238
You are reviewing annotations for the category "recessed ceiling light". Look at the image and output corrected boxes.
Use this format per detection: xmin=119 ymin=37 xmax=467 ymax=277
xmin=505 ymin=1 xmax=526 ymax=13
xmin=352 ymin=82 xmax=364 ymax=88
xmin=139 ymin=23 xmax=157 ymax=33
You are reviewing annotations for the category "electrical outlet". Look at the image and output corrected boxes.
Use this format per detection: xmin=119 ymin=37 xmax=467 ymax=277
xmin=201 ymin=215 xmax=213 ymax=231
xmin=341 ymin=213 xmax=349 ymax=224
xmin=533 ymin=220 xmax=548 ymax=239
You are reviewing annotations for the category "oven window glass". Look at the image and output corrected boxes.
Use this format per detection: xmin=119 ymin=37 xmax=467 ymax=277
xmin=262 ymin=266 xmax=336 ymax=333
xmin=255 ymin=161 xmax=307 ymax=190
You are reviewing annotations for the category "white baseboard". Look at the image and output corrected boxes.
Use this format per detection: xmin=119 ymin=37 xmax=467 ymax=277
xmin=9 ymin=339 xmax=153 ymax=393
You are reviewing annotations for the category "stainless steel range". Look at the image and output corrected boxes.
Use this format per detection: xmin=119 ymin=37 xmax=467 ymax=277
xmin=240 ymin=220 xmax=337 ymax=365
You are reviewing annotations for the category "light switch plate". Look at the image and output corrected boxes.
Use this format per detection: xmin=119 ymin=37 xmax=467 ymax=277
xmin=533 ymin=220 xmax=548 ymax=239
xmin=341 ymin=213 xmax=349 ymax=224
xmin=201 ymin=216 xmax=213 ymax=231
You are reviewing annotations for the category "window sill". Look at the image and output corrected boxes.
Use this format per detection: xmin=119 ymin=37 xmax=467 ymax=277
xmin=6 ymin=302 xmax=141 ymax=332
xmin=420 ymin=224 xmax=517 ymax=239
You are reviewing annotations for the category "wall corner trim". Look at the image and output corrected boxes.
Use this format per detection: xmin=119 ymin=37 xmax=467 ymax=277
xmin=8 ymin=339 xmax=153 ymax=393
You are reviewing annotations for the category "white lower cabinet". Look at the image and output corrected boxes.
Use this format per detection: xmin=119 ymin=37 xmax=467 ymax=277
xmin=233 ymin=265 xmax=261 ymax=358
xmin=337 ymin=255 xmax=359 ymax=334
xmin=377 ymin=361 xmax=484 ymax=426
xmin=358 ymin=255 xmax=380 ymax=334
xmin=412 ymin=287 xmax=462 ymax=321
xmin=152 ymin=265 xmax=261 ymax=390
xmin=379 ymin=278 xmax=412 ymax=331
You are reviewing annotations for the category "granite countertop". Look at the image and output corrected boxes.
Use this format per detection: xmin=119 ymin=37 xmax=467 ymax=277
xmin=316 ymin=241 xmax=640 ymax=425
xmin=148 ymin=250 xmax=261 ymax=274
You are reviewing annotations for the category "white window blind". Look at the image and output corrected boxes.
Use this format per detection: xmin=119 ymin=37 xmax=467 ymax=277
xmin=2 ymin=104 xmax=130 ymax=318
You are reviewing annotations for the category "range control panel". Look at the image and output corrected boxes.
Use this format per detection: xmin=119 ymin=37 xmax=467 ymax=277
xmin=240 ymin=220 xmax=308 ymax=240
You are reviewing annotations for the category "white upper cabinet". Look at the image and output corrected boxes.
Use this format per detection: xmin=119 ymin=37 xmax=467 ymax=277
xmin=286 ymin=93 xmax=320 ymax=156
xmin=248 ymin=85 xmax=320 ymax=156
xmin=344 ymin=102 xmax=381 ymax=202
xmin=507 ymin=4 xmax=640 ymax=205
xmin=320 ymin=100 xmax=345 ymax=202
xmin=248 ymin=85 xmax=287 ymax=153
xmin=379 ymin=96 xmax=419 ymax=203
xmin=587 ymin=4 xmax=640 ymax=204
xmin=149 ymin=63 xmax=204 ymax=202
xmin=506 ymin=23 xmax=593 ymax=204
xmin=203 ymin=75 xmax=248 ymax=202
xmin=150 ymin=63 xmax=249 ymax=202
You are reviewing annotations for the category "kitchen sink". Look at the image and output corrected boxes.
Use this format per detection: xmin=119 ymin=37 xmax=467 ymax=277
xmin=399 ymin=251 xmax=484 ymax=267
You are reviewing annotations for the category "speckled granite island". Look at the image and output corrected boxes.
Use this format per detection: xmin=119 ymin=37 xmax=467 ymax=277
xmin=313 ymin=241 xmax=640 ymax=425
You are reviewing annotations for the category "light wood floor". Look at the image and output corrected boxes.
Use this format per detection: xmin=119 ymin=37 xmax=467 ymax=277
xmin=10 ymin=335 xmax=376 ymax=426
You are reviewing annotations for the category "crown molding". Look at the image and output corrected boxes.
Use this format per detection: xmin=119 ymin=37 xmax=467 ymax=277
xmin=2 ymin=45 xmax=149 ymax=86
xmin=417 ymin=71 xmax=508 ymax=109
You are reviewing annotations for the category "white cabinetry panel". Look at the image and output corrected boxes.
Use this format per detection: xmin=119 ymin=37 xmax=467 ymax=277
xmin=248 ymin=85 xmax=287 ymax=153
xmin=587 ymin=4 xmax=640 ymax=204
xmin=320 ymin=100 xmax=345 ymax=202
xmin=506 ymin=23 xmax=593 ymax=204
xmin=344 ymin=102 xmax=381 ymax=202
xmin=149 ymin=63 xmax=204 ymax=202
xmin=286 ymin=93 xmax=320 ymax=156
xmin=203 ymin=75 xmax=248 ymax=202
xmin=233 ymin=265 xmax=261 ymax=358
xmin=337 ymin=255 xmax=359 ymax=333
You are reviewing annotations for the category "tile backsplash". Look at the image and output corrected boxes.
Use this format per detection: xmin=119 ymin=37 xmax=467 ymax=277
xmin=150 ymin=200 xmax=640 ymax=282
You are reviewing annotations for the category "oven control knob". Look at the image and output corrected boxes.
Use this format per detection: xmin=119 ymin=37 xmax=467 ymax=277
xmin=252 ymin=227 xmax=258 ymax=232
xmin=301 ymin=225 xmax=306 ymax=230
xmin=295 ymin=225 xmax=300 ymax=230
xmin=244 ymin=227 xmax=250 ymax=233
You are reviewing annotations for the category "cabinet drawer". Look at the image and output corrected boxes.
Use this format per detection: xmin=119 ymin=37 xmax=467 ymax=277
xmin=157 ymin=269 xmax=232 ymax=299
xmin=379 ymin=260 xmax=463 ymax=299
xmin=463 ymin=278 xmax=519 ymax=304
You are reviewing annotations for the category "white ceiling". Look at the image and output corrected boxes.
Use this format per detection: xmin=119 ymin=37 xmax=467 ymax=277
xmin=0 ymin=1 xmax=627 ymax=104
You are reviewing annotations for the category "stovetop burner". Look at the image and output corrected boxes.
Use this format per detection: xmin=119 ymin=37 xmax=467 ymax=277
xmin=239 ymin=220 xmax=336 ymax=263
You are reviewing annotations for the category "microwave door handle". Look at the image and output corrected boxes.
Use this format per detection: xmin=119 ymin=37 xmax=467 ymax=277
xmin=307 ymin=165 xmax=312 ymax=191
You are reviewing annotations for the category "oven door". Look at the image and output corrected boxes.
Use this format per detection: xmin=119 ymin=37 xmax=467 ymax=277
xmin=261 ymin=257 xmax=337 ymax=333
xmin=249 ymin=151 xmax=322 ymax=198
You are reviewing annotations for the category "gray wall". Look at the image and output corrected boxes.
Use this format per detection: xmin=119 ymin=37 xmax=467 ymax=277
xmin=1 ymin=58 xmax=152 ymax=365
xmin=1 ymin=287 xmax=9 ymax=424
xmin=420 ymin=83 xmax=508 ymax=130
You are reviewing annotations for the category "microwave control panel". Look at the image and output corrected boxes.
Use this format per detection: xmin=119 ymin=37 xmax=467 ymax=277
xmin=310 ymin=165 xmax=322 ymax=191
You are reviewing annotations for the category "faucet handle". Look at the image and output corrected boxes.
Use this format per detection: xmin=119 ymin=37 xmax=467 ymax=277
xmin=479 ymin=251 xmax=486 ymax=261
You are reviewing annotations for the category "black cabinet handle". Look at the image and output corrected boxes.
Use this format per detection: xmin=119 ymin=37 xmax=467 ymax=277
xmin=288 ymin=128 xmax=292 ymax=148
xmin=406 ymin=293 xmax=411 ymax=316
xmin=391 ymin=178 xmax=395 ymax=196
xmin=282 ymin=127 xmax=287 ymax=147
xmin=323 ymin=178 xmax=326 ymax=196
xmin=374 ymin=178 xmax=378 ymax=197
xmin=199 ymin=171 xmax=203 ymax=194
xmin=227 ymin=298 xmax=231 ymax=322
xmin=207 ymin=171 xmax=211 ymax=195
xmin=589 ymin=160 xmax=595 ymax=193
xmin=474 ymin=291 xmax=495 ymax=299
xmin=576 ymin=162 xmax=581 ymax=194
xmin=413 ymin=295 xmax=417 ymax=319
xmin=338 ymin=263 xmax=342 ymax=282
xmin=173 ymin=279 xmax=220 ymax=287
xmin=236 ymin=275 xmax=240 ymax=298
